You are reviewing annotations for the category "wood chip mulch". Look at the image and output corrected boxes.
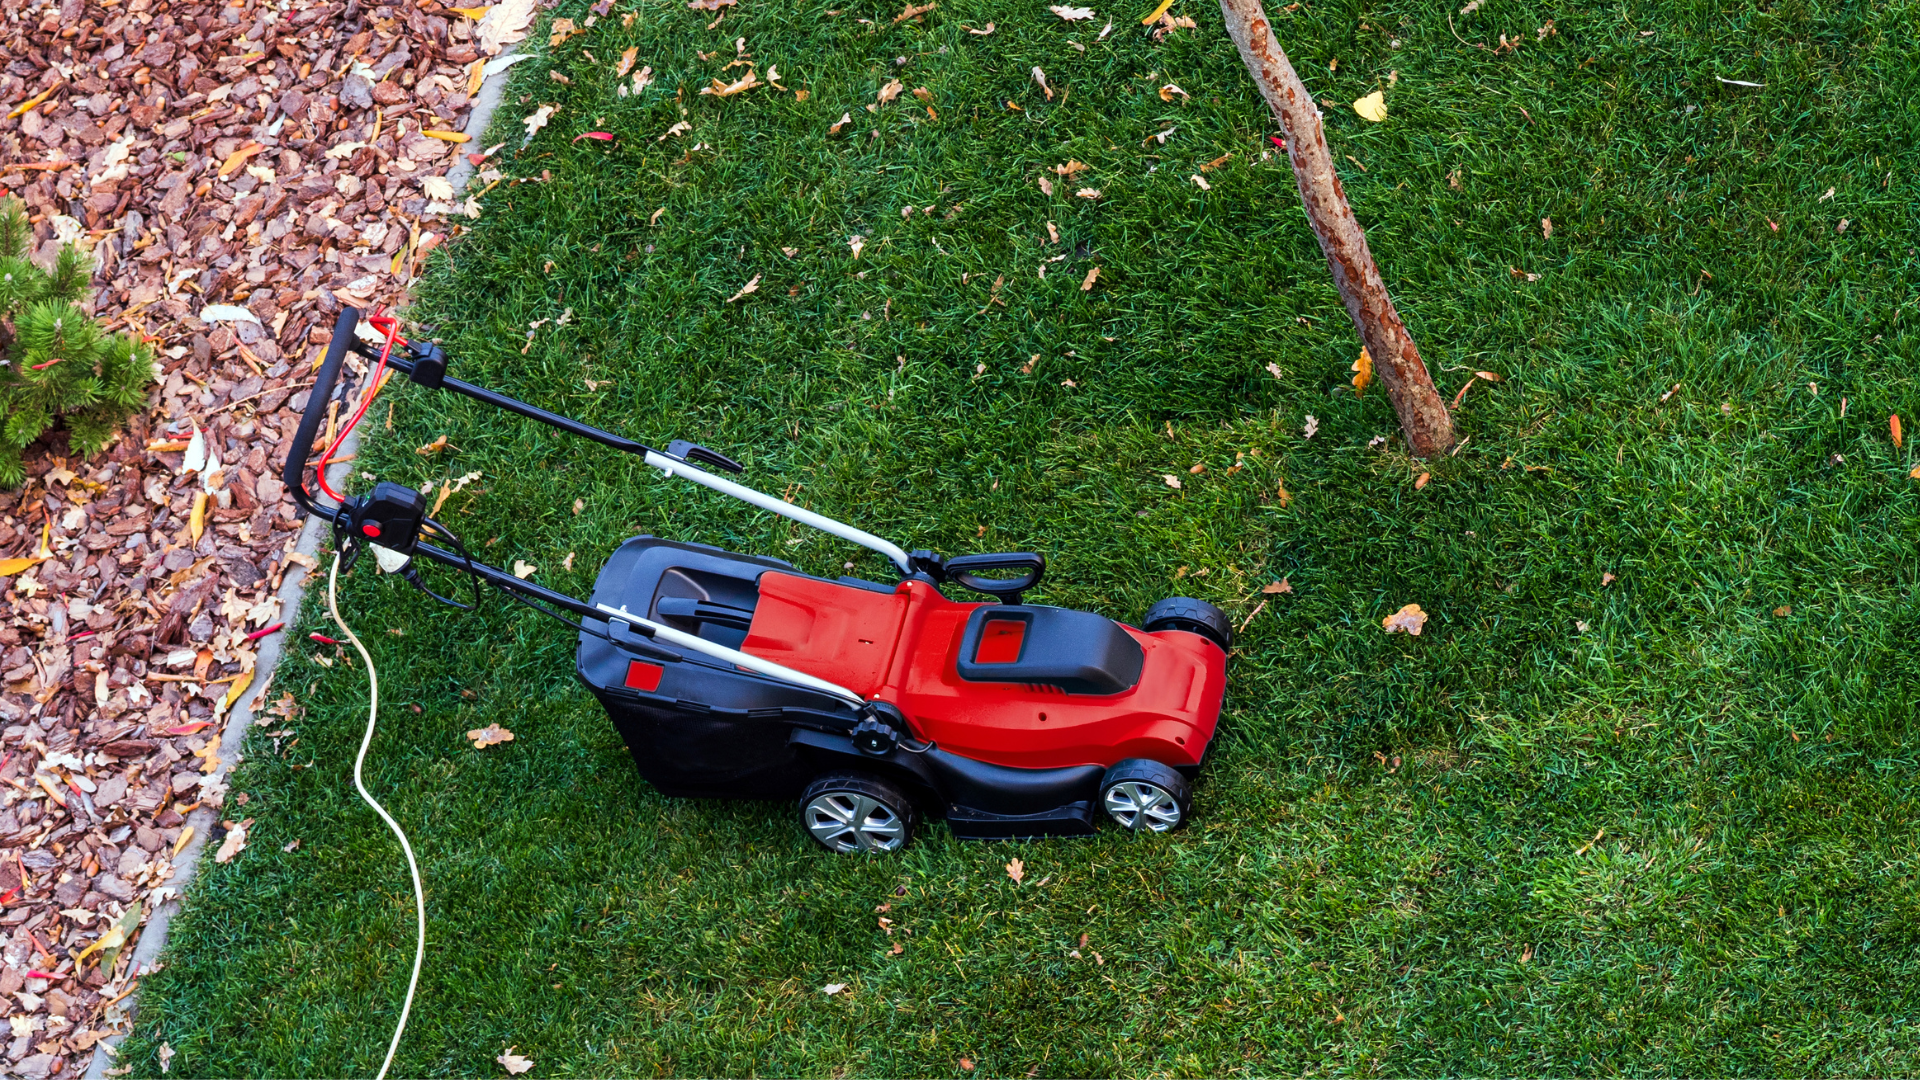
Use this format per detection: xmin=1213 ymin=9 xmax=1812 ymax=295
xmin=0 ymin=0 xmax=519 ymax=1070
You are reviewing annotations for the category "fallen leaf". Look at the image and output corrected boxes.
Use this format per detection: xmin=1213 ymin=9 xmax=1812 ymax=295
xmin=1263 ymin=578 xmax=1293 ymax=594
xmin=1354 ymin=90 xmax=1388 ymax=122
xmin=616 ymin=47 xmax=640 ymax=77
xmin=830 ymin=112 xmax=853 ymax=135
xmin=1190 ymin=173 xmax=1210 ymax=190
xmin=1031 ymin=67 xmax=1053 ymax=100
xmin=417 ymin=435 xmax=452 ymax=455
xmin=1139 ymin=0 xmax=1174 ymax=22
xmin=1352 ymin=348 xmax=1373 ymax=394
xmin=893 ymin=1 xmax=936 ymax=23
xmin=877 ymin=79 xmax=905 ymax=104
xmin=1162 ymin=474 xmax=1182 ymax=489
xmin=189 ymin=491 xmax=208 ymax=541
xmin=1159 ymin=83 xmax=1189 ymax=101
xmin=1773 ymin=605 xmax=1792 ymax=617
xmin=422 ymin=175 xmax=456 ymax=201
xmin=726 ymin=274 xmax=762 ymax=302
xmin=200 ymin=304 xmax=261 ymax=325
xmin=468 ymin=723 xmax=516 ymax=749
xmin=822 ymin=982 xmax=848 ymax=995
xmin=1303 ymin=414 xmax=1319 ymax=438
xmin=849 ymin=235 xmax=867 ymax=258
xmin=658 ymin=120 xmax=692 ymax=141
xmin=1601 ymin=572 xmax=1616 ymax=586
xmin=214 ymin=822 xmax=248 ymax=863
xmin=701 ymin=70 xmax=763 ymax=96
xmin=216 ymin=142 xmax=266 ymax=177
xmin=1892 ymin=414 xmax=1903 ymax=450
xmin=1006 ymin=857 xmax=1026 ymax=884
xmin=1415 ymin=471 xmax=1431 ymax=489
xmin=571 ymin=131 xmax=616 ymax=143
xmin=448 ymin=4 xmax=490 ymax=18
xmin=513 ymin=560 xmax=537 ymax=579
xmin=1382 ymin=603 xmax=1427 ymax=636
xmin=1080 ymin=266 xmax=1100 ymax=291
xmin=1074 ymin=187 xmax=1102 ymax=199
xmin=158 ymin=1043 xmax=175 ymax=1074
xmin=522 ymin=104 xmax=558 ymax=142
xmin=960 ymin=1059 xmax=975 ymax=1072
xmin=475 ymin=0 xmax=537 ymax=54
xmin=965 ymin=21 xmax=996 ymax=33
xmin=688 ymin=0 xmax=735 ymax=7
xmin=1541 ymin=216 xmax=1553 ymax=239
xmin=497 ymin=1048 xmax=535 ymax=1075
xmin=1049 ymin=4 xmax=1096 ymax=18
xmin=1037 ymin=176 xmax=1054 ymax=195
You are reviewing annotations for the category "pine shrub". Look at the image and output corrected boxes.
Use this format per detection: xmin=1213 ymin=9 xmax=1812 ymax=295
xmin=0 ymin=196 xmax=154 ymax=487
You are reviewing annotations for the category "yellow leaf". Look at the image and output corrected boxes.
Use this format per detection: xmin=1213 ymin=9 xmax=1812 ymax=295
xmin=190 ymin=491 xmax=208 ymax=541
xmin=1381 ymin=603 xmax=1427 ymax=636
xmin=36 ymin=520 xmax=52 ymax=558
xmin=1351 ymin=347 xmax=1373 ymax=394
xmin=216 ymin=141 xmax=266 ymax=177
xmin=1354 ymin=90 xmax=1388 ymax=122
xmin=224 ymin=669 xmax=254 ymax=711
xmin=0 ymin=557 xmax=45 ymax=577
xmin=448 ymin=4 xmax=489 ymax=16
xmin=6 ymin=82 xmax=60 ymax=121
xmin=1139 ymin=0 xmax=1174 ymax=22
xmin=422 ymin=129 xmax=472 ymax=143
xmin=467 ymin=723 xmax=516 ymax=748
xmin=467 ymin=57 xmax=488 ymax=96
xmin=172 ymin=826 xmax=195 ymax=858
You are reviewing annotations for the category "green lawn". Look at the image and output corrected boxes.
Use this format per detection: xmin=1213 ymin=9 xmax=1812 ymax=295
xmin=121 ymin=0 xmax=1920 ymax=1073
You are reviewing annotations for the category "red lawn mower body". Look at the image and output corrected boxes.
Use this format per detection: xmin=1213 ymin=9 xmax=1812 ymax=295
xmin=742 ymin=574 xmax=1227 ymax=771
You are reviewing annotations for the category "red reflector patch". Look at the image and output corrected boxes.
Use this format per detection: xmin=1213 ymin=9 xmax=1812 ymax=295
xmin=624 ymin=660 xmax=664 ymax=691
xmin=974 ymin=618 xmax=1027 ymax=664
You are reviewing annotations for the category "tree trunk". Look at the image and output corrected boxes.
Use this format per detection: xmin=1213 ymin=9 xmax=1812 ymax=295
xmin=1216 ymin=0 xmax=1454 ymax=458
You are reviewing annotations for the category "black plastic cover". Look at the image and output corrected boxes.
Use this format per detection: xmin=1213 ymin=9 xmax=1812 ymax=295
xmin=954 ymin=605 xmax=1145 ymax=695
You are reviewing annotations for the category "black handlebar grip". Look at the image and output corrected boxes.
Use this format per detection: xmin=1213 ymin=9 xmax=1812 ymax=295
xmin=280 ymin=306 xmax=362 ymax=514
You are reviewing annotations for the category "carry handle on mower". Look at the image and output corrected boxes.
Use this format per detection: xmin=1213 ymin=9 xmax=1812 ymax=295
xmin=944 ymin=552 xmax=1045 ymax=605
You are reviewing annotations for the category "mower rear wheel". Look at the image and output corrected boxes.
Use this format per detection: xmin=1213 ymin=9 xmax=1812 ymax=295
xmin=800 ymin=773 xmax=917 ymax=854
xmin=1143 ymin=596 xmax=1232 ymax=651
xmin=1099 ymin=759 xmax=1191 ymax=833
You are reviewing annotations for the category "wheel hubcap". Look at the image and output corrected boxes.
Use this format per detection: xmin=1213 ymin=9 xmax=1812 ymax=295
xmin=805 ymin=791 xmax=906 ymax=853
xmin=1103 ymin=781 xmax=1181 ymax=832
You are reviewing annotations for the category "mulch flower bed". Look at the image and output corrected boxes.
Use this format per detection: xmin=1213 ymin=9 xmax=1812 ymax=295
xmin=0 ymin=0 xmax=519 ymax=1069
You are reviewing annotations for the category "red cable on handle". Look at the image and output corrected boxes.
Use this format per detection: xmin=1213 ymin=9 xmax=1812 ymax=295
xmin=314 ymin=310 xmax=405 ymax=502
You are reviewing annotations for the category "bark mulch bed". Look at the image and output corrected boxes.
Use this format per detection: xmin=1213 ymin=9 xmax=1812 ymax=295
xmin=0 ymin=0 xmax=528 ymax=1070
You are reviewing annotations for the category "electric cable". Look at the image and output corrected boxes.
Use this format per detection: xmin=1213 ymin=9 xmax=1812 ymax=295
xmin=326 ymin=549 xmax=426 ymax=1080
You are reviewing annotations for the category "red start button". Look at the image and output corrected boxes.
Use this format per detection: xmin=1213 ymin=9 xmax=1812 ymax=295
xmin=361 ymin=522 xmax=382 ymax=538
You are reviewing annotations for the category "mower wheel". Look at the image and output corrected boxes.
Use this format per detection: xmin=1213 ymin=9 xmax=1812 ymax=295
xmin=1099 ymin=759 xmax=1191 ymax=834
xmin=800 ymin=773 xmax=917 ymax=854
xmin=1143 ymin=596 xmax=1232 ymax=651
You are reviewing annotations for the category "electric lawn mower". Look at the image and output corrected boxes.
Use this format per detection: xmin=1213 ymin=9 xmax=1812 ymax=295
xmin=284 ymin=307 xmax=1233 ymax=852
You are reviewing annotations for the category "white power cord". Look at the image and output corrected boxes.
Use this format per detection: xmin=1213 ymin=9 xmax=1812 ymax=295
xmin=327 ymin=549 xmax=426 ymax=1080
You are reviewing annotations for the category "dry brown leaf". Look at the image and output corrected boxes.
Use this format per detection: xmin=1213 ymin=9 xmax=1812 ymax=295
xmin=513 ymin=560 xmax=538 ymax=579
xmin=214 ymin=821 xmax=248 ymax=863
xmin=1415 ymin=471 xmax=1432 ymax=489
xmin=830 ymin=112 xmax=854 ymax=135
xmin=1159 ymin=83 xmax=1189 ymax=101
xmin=1892 ymin=414 xmax=1903 ymax=450
xmin=1080 ymin=266 xmax=1100 ymax=291
xmin=1773 ymin=605 xmax=1792 ymax=618
xmin=616 ymin=47 xmax=640 ymax=77
xmin=1006 ymin=857 xmax=1026 ymax=884
xmin=1263 ymin=578 xmax=1293 ymax=594
xmin=1074 ymin=187 xmax=1102 ymax=199
xmin=468 ymin=723 xmax=516 ymax=749
xmin=497 ymin=1048 xmax=535 ymax=1075
xmin=965 ymin=21 xmax=996 ymax=33
xmin=877 ymin=79 xmax=905 ymax=104
xmin=893 ymin=1 xmax=936 ymax=22
xmin=1050 ymin=4 xmax=1096 ymax=18
xmin=702 ymin=70 xmax=763 ymax=96
xmin=1541 ymin=216 xmax=1554 ymax=239
xmin=416 ymin=435 xmax=451 ymax=455
xmin=1381 ymin=603 xmax=1428 ymax=636
xmin=687 ymin=0 xmax=735 ymax=8
xmin=726 ymin=274 xmax=762 ymax=302
xmin=1601 ymin=572 xmax=1616 ymax=586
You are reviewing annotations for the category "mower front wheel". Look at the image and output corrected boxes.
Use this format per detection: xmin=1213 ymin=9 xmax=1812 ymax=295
xmin=800 ymin=773 xmax=917 ymax=854
xmin=1099 ymin=759 xmax=1191 ymax=834
xmin=1142 ymin=596 xmax=1231 ymax=652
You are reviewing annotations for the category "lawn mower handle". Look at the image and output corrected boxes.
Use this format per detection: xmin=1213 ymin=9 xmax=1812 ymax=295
xmin=281 ymin=306 xmax=363 ymax=523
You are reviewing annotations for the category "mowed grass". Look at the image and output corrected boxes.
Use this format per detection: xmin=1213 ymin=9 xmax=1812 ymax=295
xmin=120 ymin=0 xmax=1920 ymax=1073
